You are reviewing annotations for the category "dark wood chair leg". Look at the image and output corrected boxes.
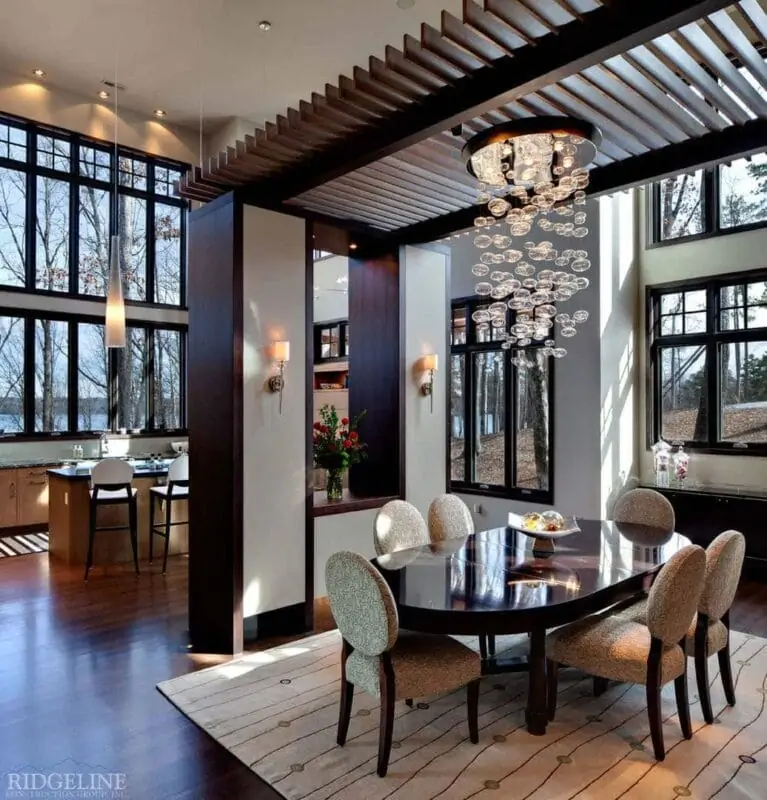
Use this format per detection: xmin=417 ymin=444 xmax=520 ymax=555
xmin=478 ymin=635 xmax=488 ymax=661
xmin=647 ymin=638 xmax=665 ymax=761
xmin=162 ymin=498 xmax=172 ymax=574
xmin=675 ymin=670 xmax=692 ymax=740
xmin=695 ymin=615 xmax=713 ymax=724
xmin=84 ymin=500 xmax=97 ymax=581
xmin=488 ymin=635 xmax=496 ymax=658
xmin=337 ymin=639 xmax=354 ymax=746
xmin=593 ymin=677 xmax=609 ymax=697
xmin=129 ymin=497 xmax=140 ymax=576
xmin=405 ymin=698 xmax=413 ymax=707
xmin=467 ymin=679 xmax=479 ymax=744
xmin=719 ymin=612 xmax=736 ymax=707
xmin=377 ymin=654 xmax=396 ymax=778
xmin=149 ymin=494 xmax=155 ymax=563
xmin=525 ymin=628 xmax=548 ymax=736
xmin=546 ymin=659 xmax=559 ymax=721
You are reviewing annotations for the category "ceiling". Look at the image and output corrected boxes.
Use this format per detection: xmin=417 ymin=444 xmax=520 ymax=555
xmin=0 ymin=0 xmax=461 ymax=130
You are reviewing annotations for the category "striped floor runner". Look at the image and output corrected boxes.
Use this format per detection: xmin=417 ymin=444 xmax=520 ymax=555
xmin=0 ymin=532 xmax=49 ymax=557
xmin=158 ymin=629 xmax=767 ymax=799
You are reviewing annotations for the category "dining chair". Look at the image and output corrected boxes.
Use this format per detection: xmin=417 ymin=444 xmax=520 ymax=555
xmin=613 ymin=487 xmax=675 ymax=531
xmin=326 ymin=551 xmax=481 ymax=776
xmin=85 ymin=458 xmax=138 ymax=581
xmin=546 ymin=544 xmax=706 ymax=761
xmin=373 ymin=500 xmax=429 ymax=557
xmin=149 ymin=454 xmax=189 ymax=574
xmin=619 ymin=530 xmax=746 ymax=724
xmin=428 ymin=494 xmax=474 ymax=542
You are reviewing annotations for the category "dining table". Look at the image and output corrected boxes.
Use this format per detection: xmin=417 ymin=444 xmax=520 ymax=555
xmin=373 ymin=518 xmax=692 ymax=737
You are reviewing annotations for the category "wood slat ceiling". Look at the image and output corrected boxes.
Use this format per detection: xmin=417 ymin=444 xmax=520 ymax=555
xmin=181 ymin=0 xmax=767 ymax=237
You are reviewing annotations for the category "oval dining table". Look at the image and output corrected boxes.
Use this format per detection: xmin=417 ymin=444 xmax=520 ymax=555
xmin=374 ymin=519 xmax=692 ymax=737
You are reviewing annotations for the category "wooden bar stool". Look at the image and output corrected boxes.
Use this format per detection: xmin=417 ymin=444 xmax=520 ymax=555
xmin=85 ymin=458 xmax=138 ymax=581
xmin=149 ymin=454 xmax=189 ymax=574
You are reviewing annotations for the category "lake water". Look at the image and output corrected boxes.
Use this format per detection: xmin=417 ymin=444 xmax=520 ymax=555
xmin=0 ymin=413 xmax=109 ymax=434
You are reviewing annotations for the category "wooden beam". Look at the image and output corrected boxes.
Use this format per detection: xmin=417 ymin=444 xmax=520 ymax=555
xmin=243 ymin=0 xmax=734 ymax=203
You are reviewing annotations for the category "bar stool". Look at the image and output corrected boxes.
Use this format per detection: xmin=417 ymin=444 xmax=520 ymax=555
xmin=149 ymin=454 xmax=189 ymax=574
xmin=85 ymin=458 xmax=138 ymax=581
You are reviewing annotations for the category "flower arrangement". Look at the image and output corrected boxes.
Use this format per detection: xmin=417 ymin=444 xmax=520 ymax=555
xmin=313 ymin=405 xmax=367 ymax=501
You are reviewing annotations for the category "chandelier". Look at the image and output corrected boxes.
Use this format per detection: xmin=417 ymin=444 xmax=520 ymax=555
xmin=462 ymin=116 xmax=601 ymax=367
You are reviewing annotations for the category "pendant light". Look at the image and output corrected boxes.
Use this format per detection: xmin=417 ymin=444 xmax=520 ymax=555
xmin=105 ymin=56 xmax=125 ymax=349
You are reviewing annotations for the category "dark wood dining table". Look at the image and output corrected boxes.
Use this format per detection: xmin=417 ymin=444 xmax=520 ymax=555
xmin=374 ymin=519 xmax=692 ymax=737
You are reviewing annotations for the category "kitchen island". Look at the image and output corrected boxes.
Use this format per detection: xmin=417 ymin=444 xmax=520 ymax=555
xmin=47 ymin=459 xmax=188 ymax=566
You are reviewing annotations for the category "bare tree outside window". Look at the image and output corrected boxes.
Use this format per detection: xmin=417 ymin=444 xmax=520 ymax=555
xmin=0 ymin=316 xmax=24 ymax=432
xmin=0 ymin=167 xmax=27 ymax=286
xmin=659 ymin=171 xmax=705 ymax=240
xmin=78 ymin=322 xmax=108 ymax=431
xmin=34 ymin=319 xmax=68 ymax=431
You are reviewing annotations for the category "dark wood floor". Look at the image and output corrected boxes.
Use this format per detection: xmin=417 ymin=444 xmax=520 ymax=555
xmin=1 ymin=554 xmax=765 ymax=799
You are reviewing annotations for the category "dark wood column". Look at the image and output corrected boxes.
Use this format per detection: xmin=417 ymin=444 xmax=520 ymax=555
xmin=187 ymin=192 xmax=244 ymax=655
xmin=348 ymin=244 xmax=404 ymax=499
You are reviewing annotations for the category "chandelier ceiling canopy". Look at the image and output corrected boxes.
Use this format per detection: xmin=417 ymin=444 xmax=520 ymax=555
xmin=462 ymin=116 xmax=601 ymax=367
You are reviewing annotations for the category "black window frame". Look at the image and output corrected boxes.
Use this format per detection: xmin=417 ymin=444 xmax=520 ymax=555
xmin=649 ymin=153 xmax=767 ymax=248
xmin=0 ymin=306 xmax=187 ymax=440
xmin=449 ymin=297 xmax=554 ymax=504
xmin=648 ymin=270 xmax=767 ymax=455
xmin=0 ymin=110 xmax=188 ymax=309
xmin=314 ymin=319 xmax=349 ymax=362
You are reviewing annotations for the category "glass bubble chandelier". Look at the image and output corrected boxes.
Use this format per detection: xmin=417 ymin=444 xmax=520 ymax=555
xmin=462 ymin=116 xmax=601 ymax=367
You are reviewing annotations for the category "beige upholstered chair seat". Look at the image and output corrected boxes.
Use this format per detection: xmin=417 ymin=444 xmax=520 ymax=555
xmin=346 ymin=630 xmax=481 ymax=700
xmin=619 ymin=598 xmax=728 ymax=656
xmin=547 ymin=612 xmax=686 ymax=685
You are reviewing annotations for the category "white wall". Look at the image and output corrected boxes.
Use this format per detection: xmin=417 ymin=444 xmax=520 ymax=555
xmin=0 ymin=67 xmax=197 ymax=164
xmin=637 ymin=186 xmax=767 ymax=489
xmin=403 ymin=245 xmax=449 ymax=517
xmin=241 ymin=206 xmax=306 ymax=619
xmin=600 ymin=191 xmax=639 ymax=517
xmin=314 ymin=509 xmax=378 ymax=598
xmin=445 ymin=204 xmax=603 ymax=527
xmin=313 ymin=255 xmax=349 ymax=323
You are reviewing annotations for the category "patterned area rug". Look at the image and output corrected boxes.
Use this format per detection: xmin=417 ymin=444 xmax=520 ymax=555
xmin=158 ymin=629 xmax=767 ymax=799
xmin=0 ymin=532 xmax=48 ymax=557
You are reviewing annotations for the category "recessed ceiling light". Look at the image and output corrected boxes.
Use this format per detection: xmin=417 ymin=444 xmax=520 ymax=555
xmin=32 ymin=68 xmax=46 ymax=79
xmin=396 ymin=0 xmax=415 ymax=8
xmin=153 ymin=109 xmax=167 ymax=119
xmin=258 ymin=20 xmax=272 ymax=31
xmin=98 ymin=90 xmax=110 ymax=100
xmin=349 ymin=243 xmax=358 ymax=250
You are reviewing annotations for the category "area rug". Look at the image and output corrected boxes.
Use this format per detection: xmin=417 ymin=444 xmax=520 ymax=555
xmin=158 ymin=629 xmax=767 ymax=799
xmin=0 ymin=531 xmax=48 ymax=557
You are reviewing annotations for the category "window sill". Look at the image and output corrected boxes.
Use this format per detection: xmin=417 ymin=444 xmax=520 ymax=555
xmin=452 ymin=484 xmax=553 ymax=505
xmin=0 ymin=284 xmax=188 ymax=313
xmin=0 ymin=430 xmax=188 ymax=443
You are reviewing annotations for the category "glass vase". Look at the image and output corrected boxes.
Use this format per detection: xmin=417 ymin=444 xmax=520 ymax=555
xmin=326 ymin=468 xmax=344 ymax=502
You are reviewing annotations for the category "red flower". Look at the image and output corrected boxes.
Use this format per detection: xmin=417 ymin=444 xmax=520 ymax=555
xmin=313 ymin=422 xmax=322 ymax=431
xmin=349 ymin=431 xmax=359 ymax=441
xmin=341 ymin=417 xmax=349 ymax=426
xmin=343 ymin=439 xmax=353 ymax=449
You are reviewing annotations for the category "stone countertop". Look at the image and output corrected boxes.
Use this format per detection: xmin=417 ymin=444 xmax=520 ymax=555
xmin=48 ymin=458 xmax=175 ymax=481
xmin=0 ymin=459 xmax=65 ymax=470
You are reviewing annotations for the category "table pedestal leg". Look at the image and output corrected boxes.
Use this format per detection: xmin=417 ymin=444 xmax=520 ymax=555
xmin=525 ymin=627 xmax=548 ymax=736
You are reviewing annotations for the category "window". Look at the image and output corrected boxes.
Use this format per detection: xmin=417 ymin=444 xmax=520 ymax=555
xmin=0 ymin=112 xmax=187 ymax=306
xmin=0 ymin=309 xmax=186 ymax=437
xmin=450 ymin=299 xmax=553 ymax=502
xmin=651 ymin=151 xmax=767 ymax=244
xmin=314 ymin=321 xmax=349 ymax=361
xmin=649 ymin=274 xmax=767 ymax=452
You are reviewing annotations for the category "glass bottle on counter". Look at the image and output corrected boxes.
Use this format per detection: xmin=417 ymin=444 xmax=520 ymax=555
xmin=673 ymin=444 xmax=690 ymax=487
xmin=651 ymin=438 xmax=671 ymax=488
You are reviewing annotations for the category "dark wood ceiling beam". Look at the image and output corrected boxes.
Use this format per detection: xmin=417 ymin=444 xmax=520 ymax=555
xmin=244 ymin=0 xmax=735 ymax=204
xmin=364 ymin=159 xmax=477 ymax=203
xmin=402 ymin=34 xmax=467 ymax=82
xmin=389 ymin=117 xmax=767 ymax=246
xmin=351 ymin=66 xmax=414 ymax=109
xmin=441 ymin=9 xmax=507 ymax=63
xmin=384 ymin=45 xmax=450 ymax=91
xmin=421 ymin=22 xmax=490 ymax=72
xmin=369 ymin=56 xmax=430 ymax=98
xmin=330 ymin=169 xmax=461 ymax=214
xmin=484 ymin=0 xmax=551 ymax=40
xmin=707 ymin=9 xmax=767 ymax=92
xmin=462 ymin=0 xmax=530 ymax=51
xmin=324 ymin=85 xmax=382 ymax=124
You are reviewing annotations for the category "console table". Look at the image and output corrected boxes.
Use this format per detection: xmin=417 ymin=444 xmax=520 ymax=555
xmin=639 ymin=482 xmax=767 ymax=576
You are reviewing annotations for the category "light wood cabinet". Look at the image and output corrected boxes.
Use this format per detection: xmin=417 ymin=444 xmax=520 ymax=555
xmin=0 ymin=470 xmax=18 ymax=528
xmin=17 ymin=468 xmax=49 ymax=526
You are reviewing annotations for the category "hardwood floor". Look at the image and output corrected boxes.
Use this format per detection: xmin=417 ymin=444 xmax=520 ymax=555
xmin=0 ymin=553 xmax=764 ymax=799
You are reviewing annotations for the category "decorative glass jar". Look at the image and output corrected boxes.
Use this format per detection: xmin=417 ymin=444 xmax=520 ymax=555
xmin=651 ymin=439 xmax=672 ymax=488
xmin=673 ymin=445 xmax=690 ymax=487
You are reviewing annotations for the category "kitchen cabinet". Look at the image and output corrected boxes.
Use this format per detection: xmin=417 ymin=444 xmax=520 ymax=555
xmin=0 ymin=470 xmax=18 ymax=527
xmin=17 ymin=468 xmax=49 ymax=526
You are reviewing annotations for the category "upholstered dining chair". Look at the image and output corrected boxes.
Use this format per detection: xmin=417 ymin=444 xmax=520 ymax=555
xmin=613 ymin=487 xmax=675 ymax=531
xmin=373 ymin=500 xmax=429 ymax=557
xmin=428 ymin=494 xmax=474 ymax=542
xmin=546 ymin=545 xmax=706 ymax=761
xmin=619 ymin=530 xmax=746 ymax=724
xmin=326 ymin=551 xmax=481 ymax=777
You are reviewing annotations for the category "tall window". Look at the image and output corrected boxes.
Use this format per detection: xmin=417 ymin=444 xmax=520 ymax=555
xmin=0 ymin=310 xmax=185 ymax=436
xmin=651 ymin=152 xmax=767 ymax=244
xmin=0 ymin=114 xmax=187 ymax=306
xmin=450 ymin=299 xmax=553 ymax=502
xmin=649 ymin=274 xmax=767 ymax=452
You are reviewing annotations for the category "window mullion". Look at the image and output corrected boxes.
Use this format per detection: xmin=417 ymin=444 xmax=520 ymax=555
xmin=23 ymin=315 xmax=34 ymax=434
xmin=147 ymin=326 xmax=155 ymax=431
xmin=704 ymin=167 xmax=717 ymax=235
xmin=68 ymin=320 xmax=78 ymax=433
xmin=464 ymin=351 xmax=474 ymax=485
xmin=506 ymin=351 xmax=515 ymax=492
xmin=24 ymin=130 xmax=36 ymax=291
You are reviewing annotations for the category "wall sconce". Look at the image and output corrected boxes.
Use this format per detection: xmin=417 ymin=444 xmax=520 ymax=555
xmin=420 ymin=353 xmax=438 ymax=413
xmin=267 ymin=340 xmax=290 ymax=414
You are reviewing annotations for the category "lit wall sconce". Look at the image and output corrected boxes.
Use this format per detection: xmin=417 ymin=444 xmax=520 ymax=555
xmin=267 ymin=340 xmax=290 ymax=414
xmin=419 ymin=353 xmax=438 ymax=413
